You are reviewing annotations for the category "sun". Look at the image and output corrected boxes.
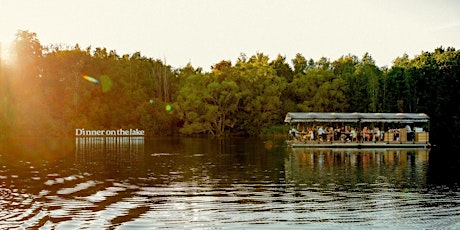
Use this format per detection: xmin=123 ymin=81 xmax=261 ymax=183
xmin=0 ymin=40 xmax=13 ymax=66
xmin=0 ymin=27 xmax=26 ymax=66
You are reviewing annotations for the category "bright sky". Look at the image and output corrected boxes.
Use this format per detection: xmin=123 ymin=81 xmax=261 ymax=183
xmin=1 ymin=0 xmax=460 ymax=70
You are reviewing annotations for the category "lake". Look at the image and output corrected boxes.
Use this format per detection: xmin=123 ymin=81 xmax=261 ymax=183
xmin=0 ymin=136 xmax=459 ymax=229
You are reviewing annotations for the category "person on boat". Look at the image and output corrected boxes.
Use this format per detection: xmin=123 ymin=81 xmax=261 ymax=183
xmin=317 ymin=126 xmax=324 ymax=142
xmin=301 ymin=128 xmax=310 ymax=141
xmin=343 ymin=127 xmax=351 ymax=142
xmin=363 ymin=127 xmax=370 ymax=141
xmin=291 ymin=126 xmax=299 ymax=140
xmin=350 ymin=128 xmax=357 ymax=142
xmin=335 ymin=126 xmax=341 ymax=141
xmin=308 ymin=128 xmax=314 ymax=141
xmin=373 ymin=127 xmax=381 ymax=142
xmin=406 ymin=125 xmax=412 ymax=133
xmin=327 ymin=127 xmax=334 ymax=142
xmin=393 ymin=128 xmax=400 ymax=141
xmin=406 ymin=125 xmax=413 ymax=141
xmin=297 ymin=123 xmax=304 ymax=133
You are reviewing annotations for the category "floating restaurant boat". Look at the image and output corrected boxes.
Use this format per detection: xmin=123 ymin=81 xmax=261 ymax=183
xmin=284 ymin=112 xmax=430 ymax=148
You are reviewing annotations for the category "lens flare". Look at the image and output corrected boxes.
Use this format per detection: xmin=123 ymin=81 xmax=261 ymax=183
xmin=100 ymin=75 xmax=113 ymax=92
xmin=82 ymin=75 xmax=99 ymax=83
xmin=149 ymin=99 xmax=155 ymax=104
xmin=165 ymin=104 xmax=173 ymax=113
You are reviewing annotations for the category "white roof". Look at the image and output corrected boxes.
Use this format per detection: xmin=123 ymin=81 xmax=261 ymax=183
xmin=285 ymin=112 xmax=430 ymax=123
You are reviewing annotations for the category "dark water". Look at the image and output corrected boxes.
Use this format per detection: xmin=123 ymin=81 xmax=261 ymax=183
xmin=0 ymin=137 xmax=459 ymax=229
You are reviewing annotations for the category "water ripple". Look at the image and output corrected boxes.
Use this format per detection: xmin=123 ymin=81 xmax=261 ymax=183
xmin=1 ymin=139 xmax=459 ymax=229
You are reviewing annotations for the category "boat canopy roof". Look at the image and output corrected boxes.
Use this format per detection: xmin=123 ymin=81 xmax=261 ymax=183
xmin=284 ymin=112 xmax=430 ymax=123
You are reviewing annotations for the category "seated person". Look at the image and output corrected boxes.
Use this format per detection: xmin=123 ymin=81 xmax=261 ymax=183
xmin=308 ymin=128 xmax=314 ymax=141
xmin=317 ymin=127 xmax=324 ymax=142
xmin=326 ymin=127 xmax=334 ymax=142
xmin=363 ymin=127 xmax=370 ymax=141
xmin=373 ymin=127 xmax=381 ymax=141
xmin=343 ymin=128 xmax=351 ymax=142
xmin=350 ymin=128 xmax=357 ymax=142
xmin=290 ymin=127 xmax=299 ymax=140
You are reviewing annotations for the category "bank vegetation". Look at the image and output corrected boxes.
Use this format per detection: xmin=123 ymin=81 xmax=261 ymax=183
xmin=1 ymin=30 xmax=459 ymax=146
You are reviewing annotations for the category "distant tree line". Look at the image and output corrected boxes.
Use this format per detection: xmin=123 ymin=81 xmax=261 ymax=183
xmin=1 ymin=30 xmax=459 ymax=145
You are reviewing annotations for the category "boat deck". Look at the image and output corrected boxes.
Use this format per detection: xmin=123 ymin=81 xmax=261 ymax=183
xmin=287 ymin=140 xmax=430 ymax=149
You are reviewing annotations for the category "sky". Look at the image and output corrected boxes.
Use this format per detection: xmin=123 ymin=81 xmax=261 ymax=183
xmin=1 ymin=0 xmax=460 ymax=71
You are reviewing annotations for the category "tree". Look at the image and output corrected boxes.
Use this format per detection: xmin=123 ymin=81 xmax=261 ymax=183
xmin=4 ymin=30 xmax=460 ymax=143
xmin=384 ymin=47 xmax=460 ymax=145
xmin=290 ymin=66 xmax=347 ymax=112
xmin=10 ymin=30 xmax=43 ymax=79
xmin=177 ymin=66 xmax=242 ymax=136
xmin=342 ymin=54 xmax=382 ymax=112
xmin=333 ymin=54 xmax=358 ymax=77
xmin=6 ymin=30 xmax=55 ymax=136
xmin=235 ymin=53 xmax=287 ymax=135
xmin=270 ymin=54 xmax=294 ymax=82
xmin=316 ymin=57 xmax=331 ymax=71
xmin=292 ymin=53 xmax=308 ymax=75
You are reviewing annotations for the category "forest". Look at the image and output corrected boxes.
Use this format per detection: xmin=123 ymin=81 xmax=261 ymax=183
xmin=1 ymin=30 xmax=459 ymax=146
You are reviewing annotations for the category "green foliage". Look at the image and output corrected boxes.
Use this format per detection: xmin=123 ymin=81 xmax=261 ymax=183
xmin=270 ymin=54 xmax=294 ymax=83
xmin=261 ymin=125 xmax=290 ymax=135
xmin=177 ymin=71 xmax=242 ymax=136
xmin=1 ymin=30 xmax=180 ymax=137
xmin=236 ymin=53 xmax=287 ymax=135
xmin=1 ymin=31 xmax=459 ymax=143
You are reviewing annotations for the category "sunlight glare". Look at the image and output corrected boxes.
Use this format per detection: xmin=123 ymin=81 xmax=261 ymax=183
xmin=165 ymin=104 xmax=173 ymax=113
xmin=100 ymin=75 xmax=113 ymax=92
xmin=0 ymin=41 xmax=13 ymax=66
xmin=82 ymin=75 xmax=99 ymax=83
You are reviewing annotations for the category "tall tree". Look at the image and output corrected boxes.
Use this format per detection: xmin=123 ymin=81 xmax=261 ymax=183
xmin=235 ymin=53 xmax=287 ymax=135
xmin=292 ymin=53 xmax=308 ymax=75
xmin=270 ymin=54 xmax=294 ymax=83
xmin=177 ymin=69 xmax=242 ymax=136
xmin=10 ymin=30 xmax=43 ymax=80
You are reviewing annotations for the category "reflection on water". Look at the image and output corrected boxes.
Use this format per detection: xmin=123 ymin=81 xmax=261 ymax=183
xmin=75 ymin=137 xmax=145 ymax=179
xmin=76 ymin=137 xmax=144 ymax=156
xmin=0 ymin=137 xmax=459 ymax=229
xmin=286 ymin=148 xmax=430 ymax=190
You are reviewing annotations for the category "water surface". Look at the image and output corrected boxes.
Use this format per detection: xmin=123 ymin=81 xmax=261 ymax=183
xmin=0 ymin=137 xmax=459 ymax=229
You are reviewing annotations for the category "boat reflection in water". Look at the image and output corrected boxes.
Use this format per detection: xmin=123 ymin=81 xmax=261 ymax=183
xmin=3 ymin=137 xmax=457 ymax=229
xmin=285 ymin=148 xmax=430 ymax=190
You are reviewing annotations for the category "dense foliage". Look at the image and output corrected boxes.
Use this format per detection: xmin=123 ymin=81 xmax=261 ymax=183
xmin=1 ymin=30 xmax=459 ymax=145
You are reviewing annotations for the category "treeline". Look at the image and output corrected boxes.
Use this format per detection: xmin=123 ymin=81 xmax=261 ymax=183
xmin=1 ymin=30 xmax=459 ymax=145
